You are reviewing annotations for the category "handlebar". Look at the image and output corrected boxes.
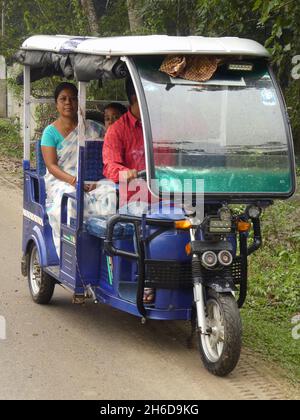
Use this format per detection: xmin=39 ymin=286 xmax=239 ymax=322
xmin=104 ymin=214 xmax=141 ymax=259
xmin=104 ymin=214 xmax=175 ymax=258
xmin=104 ymin=214 xmax=146 ymax=318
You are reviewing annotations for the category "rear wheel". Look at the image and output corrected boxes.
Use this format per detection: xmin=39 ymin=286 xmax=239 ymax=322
xmin=27 ymin=243 xmax=55 ymax=304
xmin=198 ymin=289 xmax=242 ymax=377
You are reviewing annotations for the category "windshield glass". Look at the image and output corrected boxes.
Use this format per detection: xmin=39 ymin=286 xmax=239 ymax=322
xmin=136 ymin=56 xmax=293 ymax=196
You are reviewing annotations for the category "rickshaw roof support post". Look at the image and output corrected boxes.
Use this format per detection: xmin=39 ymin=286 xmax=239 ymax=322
xmin=76 ymin=81 xmax=87 ymax=229
xmin=23 ymin=65 xmax=31 ymax=169
xmin=121 ymin=56 xmax=154 ymax=196
xmin=78 ymin=81 xmax=87 ymax=149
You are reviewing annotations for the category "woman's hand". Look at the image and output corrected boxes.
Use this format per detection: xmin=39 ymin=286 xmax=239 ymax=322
xmin=84 ymin=183 xmax=97 ymax=192
xmin=69 ymin=176 xmax=77 ymax=187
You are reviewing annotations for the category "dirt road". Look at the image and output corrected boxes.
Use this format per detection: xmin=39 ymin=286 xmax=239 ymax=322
xmin=0 ymin=179 xmax=297 ymax=400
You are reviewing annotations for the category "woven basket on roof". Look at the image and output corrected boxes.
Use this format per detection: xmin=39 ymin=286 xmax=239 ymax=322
xmin=159 ymin=56 xmax=187 ymax=78
xmin=160 ymin=55 xmax=219 ymax=82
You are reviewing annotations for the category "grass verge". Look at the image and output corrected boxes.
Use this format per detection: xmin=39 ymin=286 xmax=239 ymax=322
xmin=0 ymin=118 xmax=23 ymax=160
xmin=242 ymin=185 xmax=300 ymax=384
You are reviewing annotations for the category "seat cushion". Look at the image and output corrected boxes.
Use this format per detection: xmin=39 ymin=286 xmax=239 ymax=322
xmin=84 ymin=140 xmax=104 ymax=182
xmin=35 ymin=140 xmax=105 ymax=181
xmin=86 ymin=216 xmax=134 ymax=239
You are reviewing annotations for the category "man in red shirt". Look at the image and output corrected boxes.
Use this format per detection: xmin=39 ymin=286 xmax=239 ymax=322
xmin=103 ymin=78 xmax=145 ymax=184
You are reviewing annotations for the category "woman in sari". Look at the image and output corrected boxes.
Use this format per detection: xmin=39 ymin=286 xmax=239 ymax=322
xmin=41 ymin=82 xmax=116 ymax=256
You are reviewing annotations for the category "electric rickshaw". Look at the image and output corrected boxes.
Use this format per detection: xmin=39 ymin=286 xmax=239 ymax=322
xmin=17 ymin=35 xmax=296 ymax=376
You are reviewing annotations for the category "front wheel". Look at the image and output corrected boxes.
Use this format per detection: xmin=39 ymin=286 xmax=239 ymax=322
xmin=198 ymin=290 xmax=242 ymax=377
xmin=27 ymin=243 xmax=55 ymax=304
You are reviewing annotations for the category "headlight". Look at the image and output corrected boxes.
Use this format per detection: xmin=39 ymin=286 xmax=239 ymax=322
xmin=228 ymin=63 xmax=254 ymax=72
xmin=218 ymin=206 xmax=232 ymax=222
xmin=218 ymin=250 xmax=233 ymax=266
xmin=246 ymin=205 xmax=262 ymax=219
xmin=201 ymin=251 xmax=218 ymax=268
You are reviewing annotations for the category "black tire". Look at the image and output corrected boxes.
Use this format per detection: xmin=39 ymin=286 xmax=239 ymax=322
xmin=27 ymin=243 xmax=55 ymax=304
xmin=198 ymin=289 xmax=242 ymax=377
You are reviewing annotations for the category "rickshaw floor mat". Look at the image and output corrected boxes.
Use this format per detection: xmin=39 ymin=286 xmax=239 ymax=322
xmin=85 ymin=217 xmax=134 ymax=239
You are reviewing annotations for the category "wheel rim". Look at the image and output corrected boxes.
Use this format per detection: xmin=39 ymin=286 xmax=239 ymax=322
xmin=201 ymin=299 xmax=225 ymax=363
xmin=30 ymin=247 xmax=42 ymax=296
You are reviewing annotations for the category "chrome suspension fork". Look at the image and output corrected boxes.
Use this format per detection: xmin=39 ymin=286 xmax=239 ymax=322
xmin=190 ymin=227 xmax=207 ymax=335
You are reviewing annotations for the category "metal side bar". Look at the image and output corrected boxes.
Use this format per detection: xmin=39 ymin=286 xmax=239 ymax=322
xmin=23 ymin=66 xmax=31 ymax=163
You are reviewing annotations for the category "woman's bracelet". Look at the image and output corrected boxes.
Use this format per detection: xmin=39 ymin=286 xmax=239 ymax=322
xmin=70 ymin=176 xmax=77 ymax=186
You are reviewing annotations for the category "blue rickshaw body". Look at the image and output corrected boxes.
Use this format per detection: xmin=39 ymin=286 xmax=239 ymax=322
xmin=18 ymin=33 xmax=296 ymax=377
xmin=23 ymin=143 xmax=230 ymax=321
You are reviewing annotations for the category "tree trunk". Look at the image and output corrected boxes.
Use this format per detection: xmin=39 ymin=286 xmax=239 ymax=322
xmin=1 ymin=0 xmax=5 ymax=37
xmin=176 ymin=0 xmax=197 ymax=36
xmin=127 ymin=0 xmax=143 ymax=33
xmin=80 ymin=0 xmax=99 ymax=36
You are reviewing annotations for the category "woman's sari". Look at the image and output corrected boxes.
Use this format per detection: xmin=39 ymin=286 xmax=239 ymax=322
xmin=44 ymin=120 xmax=116 ymax=256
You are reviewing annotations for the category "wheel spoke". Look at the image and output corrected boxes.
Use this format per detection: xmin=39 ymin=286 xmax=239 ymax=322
xmin=199 ymin=292 xmax=241 ymax=376
xmin=30 ymin=249 xmax=42 ymax=295
xmin=200 ymin=298 xmax=226 ymax=363
xmin=219 ymin=326 xmax=225 ymax=342
xmin=207 ymin=304 xmax=214 ymax=320
xmin=217 ymin=342 xmax=223 ymax=357
xmin=213 ymin=304 xmax=221 ymax=323
xmin=28 ymin=245 xmax=55 ymax=304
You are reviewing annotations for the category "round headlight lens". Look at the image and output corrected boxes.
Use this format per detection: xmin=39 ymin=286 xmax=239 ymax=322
xmin=247 ymin=205 xmax=261 ymax=219
xmin=219 ymin=207 xmax=232 ymax=221
xmin=218 ymin=250 xmax=233 ymax=266
xmin=201 ymin=251 xmax=218 ymax=268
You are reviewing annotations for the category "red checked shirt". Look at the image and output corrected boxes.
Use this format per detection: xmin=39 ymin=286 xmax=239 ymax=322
xmin=103 ymin=109 xmax=145 ymax=183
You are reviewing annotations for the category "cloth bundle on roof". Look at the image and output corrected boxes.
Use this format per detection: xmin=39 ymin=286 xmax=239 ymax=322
xmin=14 ymin=50 xmax=125 ymax=84
xmin=159 ymin=55 xmax=220 ymax=82
xmin=14 ymin=50 xmax=73 ymax=82
xmin=72 ymin=54 xmax=119 ymax=82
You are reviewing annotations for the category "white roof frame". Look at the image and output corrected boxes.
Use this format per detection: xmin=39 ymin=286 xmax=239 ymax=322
xmin=21 ymin=35 xmax=270 ymax=58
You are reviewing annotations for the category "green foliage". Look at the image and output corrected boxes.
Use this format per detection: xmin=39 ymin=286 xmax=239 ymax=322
xmin=194 ymin=0 xmax=263 ymax=39
xmin=242 ymin=309 xmax=300 ymax=383
xmin=0 ymin=0 xmax=88 ymax=57
xmin=256 ymin=0 xmax=300 ymax=153
xmin=0 ymin=118 xmax=22 ymax=159
xmin=88 ymin=79 xmax=126 ymax=102
xmin=139 ymin=0 xmax=197 ymax=35
xmin=241 ymin=188 xmax=300 ymax=383
xmin=98 ymin=0 xmax=130 ymax=36
xmin=247 ymin=197 xmax=300 ymax=312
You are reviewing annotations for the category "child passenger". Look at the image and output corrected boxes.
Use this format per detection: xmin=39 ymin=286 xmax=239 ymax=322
xmin=104 ymin=102 xmax=128 ymax=130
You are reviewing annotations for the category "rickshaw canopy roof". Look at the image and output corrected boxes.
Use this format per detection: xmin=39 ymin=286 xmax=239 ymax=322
xmin=21 ymin=35 xmax=270 ymax=57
